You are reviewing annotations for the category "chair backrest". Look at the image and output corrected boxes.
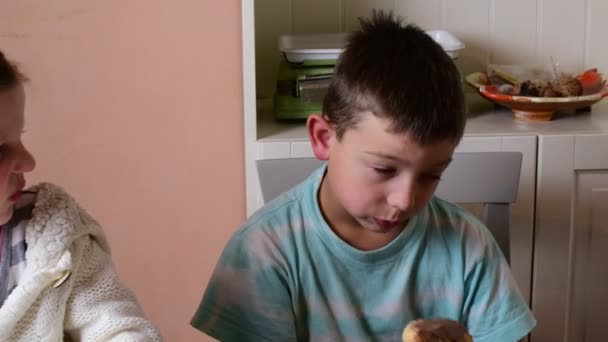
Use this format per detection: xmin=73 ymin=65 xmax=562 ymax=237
xmin=256 ymin=152 xmax=523 ymax=262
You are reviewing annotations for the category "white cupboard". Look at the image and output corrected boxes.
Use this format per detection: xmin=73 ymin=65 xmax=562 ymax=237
xmin=532 ymin=134 xmax=608 ymax=342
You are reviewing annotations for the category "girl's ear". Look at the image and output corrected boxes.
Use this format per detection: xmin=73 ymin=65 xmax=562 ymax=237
xmin=306 ymin=114 xmax=336 ymax=161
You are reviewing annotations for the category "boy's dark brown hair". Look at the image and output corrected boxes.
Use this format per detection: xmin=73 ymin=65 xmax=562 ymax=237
xmin=0 ymin=51 xmax=25 ymax=91
xmin=323 ymin=11 xmax=466 ymax=145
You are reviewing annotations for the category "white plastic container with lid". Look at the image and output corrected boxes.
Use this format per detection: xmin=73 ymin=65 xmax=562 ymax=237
xmin=278 ymin=30 xmax=465 ymax=64
xmin=425 ymin=30 xmax=465 ymax=59
xmin=278 ymin=33 xmax=348 ymax=63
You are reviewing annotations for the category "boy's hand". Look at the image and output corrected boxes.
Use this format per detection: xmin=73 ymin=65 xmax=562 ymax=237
xmin=402 ymin=318 xmax=473 ymax=342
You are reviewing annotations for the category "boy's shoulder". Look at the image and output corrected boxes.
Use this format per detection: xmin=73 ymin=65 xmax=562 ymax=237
xmin=218 ymin=167 xmax=324 ymax=264
xmin=425 ymin=196 xmax=497 ymax=249
xmin=427 ymin=196 xmax=483 ymax=225
xmin=214 ymin=169 xmax=324 ymax=271
xmin=239 ymin=167 xmax=323 ymax=235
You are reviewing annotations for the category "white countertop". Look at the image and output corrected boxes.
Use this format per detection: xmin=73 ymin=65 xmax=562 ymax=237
xmin=256 ymin=94 xmax=608 ymax=142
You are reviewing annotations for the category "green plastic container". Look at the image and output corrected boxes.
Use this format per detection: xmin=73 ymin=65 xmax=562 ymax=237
xmin=273 ymin=60 xmax=335 ymax=120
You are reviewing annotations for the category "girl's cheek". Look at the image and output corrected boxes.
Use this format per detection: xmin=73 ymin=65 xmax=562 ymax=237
xmin=0 ymin=166 xmax=10 ymax=183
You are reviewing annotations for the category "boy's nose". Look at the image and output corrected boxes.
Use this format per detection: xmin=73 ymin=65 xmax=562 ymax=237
xmin=387 ymin=181 xmax=416 ymax=212
xmin=12 ymin=143 xmax=36 ymax=173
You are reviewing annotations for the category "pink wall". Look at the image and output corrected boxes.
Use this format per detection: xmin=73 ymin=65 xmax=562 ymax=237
xmin=0 ymin=1 xmax=244 ymax=340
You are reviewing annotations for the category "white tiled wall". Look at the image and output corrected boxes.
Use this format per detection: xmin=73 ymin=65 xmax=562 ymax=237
xmin=255 ymin=0 xmax=608 ymax=99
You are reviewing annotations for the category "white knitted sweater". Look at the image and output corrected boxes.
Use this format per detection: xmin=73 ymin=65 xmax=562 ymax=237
xmin=0 ymin=183 xmax=161 ymax=341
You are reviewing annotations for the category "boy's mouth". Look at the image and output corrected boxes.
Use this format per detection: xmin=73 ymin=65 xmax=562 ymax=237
xmin=372 ymin=218 xmax=399 ymax=230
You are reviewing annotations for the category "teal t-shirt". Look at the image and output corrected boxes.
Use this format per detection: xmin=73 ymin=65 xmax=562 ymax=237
xmin=192 ymin=166 xmax=536 ymax=341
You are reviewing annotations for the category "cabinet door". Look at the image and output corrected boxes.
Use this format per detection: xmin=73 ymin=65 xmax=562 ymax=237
xmin=533 ymin=134 xmax=608 ymax=342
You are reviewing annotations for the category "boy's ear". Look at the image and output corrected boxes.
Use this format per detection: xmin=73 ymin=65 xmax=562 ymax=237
xmin=306 ymin=114 xmax=335 ymax=161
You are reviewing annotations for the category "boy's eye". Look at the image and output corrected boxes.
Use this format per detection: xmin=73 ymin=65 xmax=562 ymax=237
xmin=422 ymin=174 xmax=442 ymax=182
xmin=372 ymin=166 xmax=395 ymax=175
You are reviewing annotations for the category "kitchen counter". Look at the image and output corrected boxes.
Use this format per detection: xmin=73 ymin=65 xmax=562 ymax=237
xmin=256 ymin=95 xmax=608 ymax=143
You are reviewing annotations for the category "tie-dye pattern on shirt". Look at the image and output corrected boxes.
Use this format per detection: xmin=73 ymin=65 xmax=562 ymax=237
xmin=192 ymin=165 xmax=535 ymax=342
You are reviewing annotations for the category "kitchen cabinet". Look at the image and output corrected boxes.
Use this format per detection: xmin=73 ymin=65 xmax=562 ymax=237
xmin=532 ymin=134 xmax=608 ymax=342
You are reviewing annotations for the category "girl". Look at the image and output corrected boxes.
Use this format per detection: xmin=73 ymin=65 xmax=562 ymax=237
xmin=0 ymin=51 xmax=161 ymax=341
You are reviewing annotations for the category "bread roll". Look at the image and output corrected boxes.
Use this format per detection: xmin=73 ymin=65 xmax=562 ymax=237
xmin=402 ymin=318 xmax=473 ymax=342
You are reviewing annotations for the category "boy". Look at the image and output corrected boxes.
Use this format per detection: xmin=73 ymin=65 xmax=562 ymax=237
xmin=192 ymin=11 xmax=535 ymax=342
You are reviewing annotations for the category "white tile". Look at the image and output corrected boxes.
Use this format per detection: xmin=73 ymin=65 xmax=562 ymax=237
xmin=586 ymin=0 xmax=608 ymax=73
xmin=443 ymin=0 xmax=491 ymax=63
xmin=293 ymin=0 xmax=341 ymax=33
xmin=490 ymin=0 xmax=538 ymax=64
xmin=254 ymin=0 xmax=291 ymax=99
xmin=394 ymin=0 xmax=442 ymax=30
xmin=257 ymin=142 xmax=291 ymax=159
xmin=538 ymin=0 xmax=586 ymax=74
xmin=291 ymin=141 xmax=315 ymax=158
xmin=344 ymin=0 xmax=395 ymax=31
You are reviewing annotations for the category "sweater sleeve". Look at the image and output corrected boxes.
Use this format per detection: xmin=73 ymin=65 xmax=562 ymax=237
xmin=63 ymin=236 xmax=162 ymax=341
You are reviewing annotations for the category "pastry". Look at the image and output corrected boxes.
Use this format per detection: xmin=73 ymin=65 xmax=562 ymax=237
xmin=402 ymin=318 xmax=473 ymax=342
